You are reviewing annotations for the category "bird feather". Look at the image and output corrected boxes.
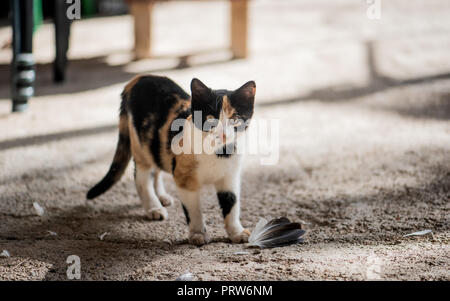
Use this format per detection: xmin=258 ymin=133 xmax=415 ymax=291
xmin=248 ymin=217 xmax=306 ymax=248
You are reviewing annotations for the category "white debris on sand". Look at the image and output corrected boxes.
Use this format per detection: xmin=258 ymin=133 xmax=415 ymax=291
xmin=176 ymin=272 xmax=194 ymax=281
xmin=403 ymin=230 xmax=433 ymax=237
xmin=234 ymin=251 xmax=250 ymax=255
xmin=33 ymin=202 xmax=45 ymax=216
xmin=99 ymin=232 xmax=109 ymax=240
xmin=47 ymin=231 xmax=57 ymax=236
xmin=0 ymin=250 xmax=10 ymax=257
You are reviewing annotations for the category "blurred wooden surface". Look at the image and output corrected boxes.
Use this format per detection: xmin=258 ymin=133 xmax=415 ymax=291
xmin=127 ymin=0 xmax=249 ymax=59
xmin=230 ymin=0 xmax=248 ymax=58
xmin=129 ymin=1 xmax=154 ymax=59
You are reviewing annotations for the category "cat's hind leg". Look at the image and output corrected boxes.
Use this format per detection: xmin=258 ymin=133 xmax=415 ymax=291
xmin=154 ymin=169 xmax=175 ymax=207
xmin=135 ymin=164 xmax=167 ymax=220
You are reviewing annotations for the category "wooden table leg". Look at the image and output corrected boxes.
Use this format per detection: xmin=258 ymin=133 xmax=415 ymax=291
xmin=230 ymin=0 xmax=248 ymax=59
xmin=130 ymin=1 xmax=154 ymax=59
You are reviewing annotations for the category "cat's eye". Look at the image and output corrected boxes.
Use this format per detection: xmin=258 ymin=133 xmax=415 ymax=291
xmin=231 ymin=119 xmax=242 ymax=127
xmin=232 ymin=118 xmax=247 ymax=132
xmin=204 ymin=115 xmax=218 ymax=131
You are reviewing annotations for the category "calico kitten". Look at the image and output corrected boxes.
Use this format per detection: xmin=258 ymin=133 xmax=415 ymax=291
xmin=87 ymin=75 xmax=256 ymax=245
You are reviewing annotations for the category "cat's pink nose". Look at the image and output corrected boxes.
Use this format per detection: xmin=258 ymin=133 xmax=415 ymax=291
xmin=221 ymin=133 xmax=226 ymax=142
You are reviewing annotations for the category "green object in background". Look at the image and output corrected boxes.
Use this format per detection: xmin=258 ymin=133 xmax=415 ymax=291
xmin=82 ymin=0 xmax=97 ymax=17
xmin=33 ymin=0 xmax=43 ymax=33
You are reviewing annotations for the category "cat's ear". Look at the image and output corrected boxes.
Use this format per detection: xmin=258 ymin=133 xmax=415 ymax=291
xmin=190 ymin=78 xmax=210 ymax=100
xmin=232 ymin=81 xmax=256 ymax=104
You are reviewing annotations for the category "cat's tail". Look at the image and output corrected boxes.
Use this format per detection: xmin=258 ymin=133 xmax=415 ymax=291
xmin=86 ymin=96 xmax=131 ymax=199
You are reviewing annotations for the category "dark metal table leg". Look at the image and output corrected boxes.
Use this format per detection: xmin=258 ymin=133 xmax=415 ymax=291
xmin=11 ymin=0 xmax=35 ymax=113
xmin=53 ymin=0 xmax=71 ymax=83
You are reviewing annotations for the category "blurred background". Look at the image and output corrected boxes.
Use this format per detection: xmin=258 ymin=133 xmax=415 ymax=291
xmin=0 ymin=0 xmax=449 ymax=280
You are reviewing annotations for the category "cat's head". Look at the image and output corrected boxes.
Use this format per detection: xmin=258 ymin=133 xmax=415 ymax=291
xmin=190 ymin=78 xmax=256 ymax=152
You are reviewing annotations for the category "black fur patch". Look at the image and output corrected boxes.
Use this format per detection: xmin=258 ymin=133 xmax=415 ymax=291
xmin=191 ymin=79 xmax=224 ymax=131
xmin=171 ymin=157 xmax=176 ymax=174
xmin=229 ymin=81 xmax=255 ymax=121
xmin=182 ymin=205 xmax=190 ymax=224
xmin=217 ymin=191 xmax=236 ymax=217
xmin=86 ymin=121 xmax=131 ymax=199
xmin=127 ymin=75 xmax=190 ymax=170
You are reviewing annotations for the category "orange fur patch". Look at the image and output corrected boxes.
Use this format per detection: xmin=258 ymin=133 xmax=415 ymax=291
xmin=222 ymin=95 xmax=236 ymax=118
xmin=173 ymin=153 xmax=198 ymax=191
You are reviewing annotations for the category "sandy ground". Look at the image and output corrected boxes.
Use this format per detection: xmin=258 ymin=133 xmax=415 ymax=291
xmin=0 ymin=0 xmax=449 ymax=280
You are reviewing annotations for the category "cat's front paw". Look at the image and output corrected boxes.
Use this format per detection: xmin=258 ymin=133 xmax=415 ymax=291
xmin=146 ymin=207 xmax=168 ymax=220
xmin=229 ymin=229 xmax=251 ymax=243
xmin=158 ymin=194 xmax=175 ymax=207
xmin=189 ymin=232 xmax=210 ymax=246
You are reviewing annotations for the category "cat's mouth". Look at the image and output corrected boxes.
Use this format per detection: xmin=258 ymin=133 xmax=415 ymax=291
xmin=200 ymin=131 xmax=237 ymax=153
xmin=215 ymin=142 xmax=236 ymax=157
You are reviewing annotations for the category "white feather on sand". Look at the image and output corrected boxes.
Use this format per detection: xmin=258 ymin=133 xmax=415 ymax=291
xmin=403 ymin=230 xmax=432 ymax=237
xmin=176 ymin=272 xmax=194 ymax=281
xmin=33 ymin=202 xmax=45 ymax=216
xmin=99 ymin=232 xmax=109 ymax=240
